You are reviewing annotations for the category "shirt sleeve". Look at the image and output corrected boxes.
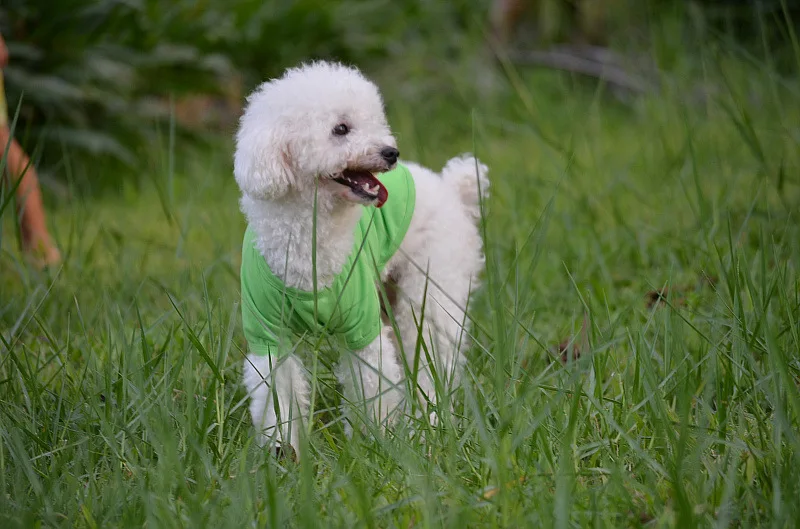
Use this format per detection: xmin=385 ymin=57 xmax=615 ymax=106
xmin=240 ymin=229 xmax=294 ymax=358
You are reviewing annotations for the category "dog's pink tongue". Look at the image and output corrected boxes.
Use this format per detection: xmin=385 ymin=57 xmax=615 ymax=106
xmin=374 ymin=180 xmax=388 ymax=208
xmin=343 ymin=170 xmax=389 ymax=207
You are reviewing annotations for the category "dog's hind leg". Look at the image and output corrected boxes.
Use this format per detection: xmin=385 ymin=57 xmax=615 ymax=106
xmin=243 ymin=353 xmax=310 ymax=458
xmin=390 ymin=272 xmax=472 ymax=425
xmin=336 ymin=326 xmax=405 ymax=436
xmin=387 ymin=156 xmax=489 ymax=425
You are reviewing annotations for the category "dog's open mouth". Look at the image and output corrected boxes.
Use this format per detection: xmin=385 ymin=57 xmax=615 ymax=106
xmin=332 ymin=169 xmax=389 ymax=207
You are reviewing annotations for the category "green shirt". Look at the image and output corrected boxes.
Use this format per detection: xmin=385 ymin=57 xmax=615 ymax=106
xmin=241 ymin=164 xmax=416 ymax=357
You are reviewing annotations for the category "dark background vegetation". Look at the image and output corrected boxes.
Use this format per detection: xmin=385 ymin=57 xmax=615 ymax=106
xmin=1 ymin=0 xmax=798 ymax=193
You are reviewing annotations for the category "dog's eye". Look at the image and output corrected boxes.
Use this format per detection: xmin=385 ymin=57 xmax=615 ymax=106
xmin=332 ymin=123 xmax=349 ymax=136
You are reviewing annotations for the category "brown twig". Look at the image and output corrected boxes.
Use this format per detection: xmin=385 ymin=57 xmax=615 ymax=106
xmin=552 ymin=313 xmax=590 ymax=364
xmin=509 ymin=46 xmax=654 ymax=94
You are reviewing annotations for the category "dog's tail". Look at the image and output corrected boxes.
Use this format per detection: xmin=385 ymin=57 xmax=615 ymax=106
xmin=441 ymin=154 xmax=490 ymax=220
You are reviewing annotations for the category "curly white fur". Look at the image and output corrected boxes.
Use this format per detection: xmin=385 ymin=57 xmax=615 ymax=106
xmin=236 ymin=61 xmax=489 ymax=457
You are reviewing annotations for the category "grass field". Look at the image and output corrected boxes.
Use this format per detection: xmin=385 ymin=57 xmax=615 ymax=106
xmin=1 ymin=47 xmax=800 ymax=528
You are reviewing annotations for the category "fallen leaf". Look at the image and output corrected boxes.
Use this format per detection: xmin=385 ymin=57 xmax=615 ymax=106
xmin=481 ymin=476 xmax=526 ymax=500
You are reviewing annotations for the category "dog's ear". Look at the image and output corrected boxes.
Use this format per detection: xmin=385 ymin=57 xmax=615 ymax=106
xmin=234 ymin=120 xmax=296 ymax=200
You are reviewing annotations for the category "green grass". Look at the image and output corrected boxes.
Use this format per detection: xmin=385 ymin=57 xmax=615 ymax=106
xmin=2 ymin=47 xmax=800 ymax=528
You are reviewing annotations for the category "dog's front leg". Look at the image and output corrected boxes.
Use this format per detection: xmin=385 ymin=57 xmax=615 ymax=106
xmin=243 ymin=353 xmax=310 ymax=458
xmin=336 ymin=326 xmax=405 ymax=435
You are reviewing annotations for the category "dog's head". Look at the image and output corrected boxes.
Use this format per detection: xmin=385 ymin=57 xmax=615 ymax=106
xmin=234 ymin=61 xmax=398 ymax=207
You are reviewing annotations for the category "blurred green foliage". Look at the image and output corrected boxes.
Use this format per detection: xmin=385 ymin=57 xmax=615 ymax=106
xmin=0 ymin=0 xmax=482 ymax=183
xmin=2 ymin=0 xmax=231 ymax=165
xmin=0 ymin=0 xmax=797 ymax=185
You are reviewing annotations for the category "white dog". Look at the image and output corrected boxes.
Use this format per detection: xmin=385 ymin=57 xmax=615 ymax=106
xmin=235 ymin=61 xmax=489 ymax=457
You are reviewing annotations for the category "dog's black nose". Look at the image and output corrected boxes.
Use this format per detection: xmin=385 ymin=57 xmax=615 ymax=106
xmin=381 ymin=147 xmax=399 ymax=164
